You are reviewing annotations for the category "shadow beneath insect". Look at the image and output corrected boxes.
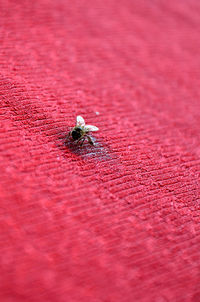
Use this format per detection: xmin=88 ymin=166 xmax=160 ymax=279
xmin=67 ymin=140 xmax=112 ymax=161
xmin=58 ymin=132 xmax=112 ymax=161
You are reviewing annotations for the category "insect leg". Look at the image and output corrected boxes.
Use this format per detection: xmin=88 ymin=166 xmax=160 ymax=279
xmin=75 ymin=136 xmax=85 ymax=146
xmin=80 ymin=137 xmax=85 ymax=146
xmin=86 ymin=135 xmax=94 ymax=145
xmin=76 ymin=136 xmax=83 ymax=143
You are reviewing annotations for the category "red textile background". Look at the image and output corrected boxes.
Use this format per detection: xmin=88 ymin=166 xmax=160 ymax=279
xmin=0 ymin=0 xmax=200 ymax=301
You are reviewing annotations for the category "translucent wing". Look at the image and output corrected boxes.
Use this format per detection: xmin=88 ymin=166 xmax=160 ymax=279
xmin=84 ymin=125 xmax=99 ymax=132
xmin=76 ymin=115 xmax=85 ymax=126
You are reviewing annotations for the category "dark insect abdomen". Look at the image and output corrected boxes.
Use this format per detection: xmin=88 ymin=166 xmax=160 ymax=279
xmin=72 ymin=128 xmax=82 ymax=140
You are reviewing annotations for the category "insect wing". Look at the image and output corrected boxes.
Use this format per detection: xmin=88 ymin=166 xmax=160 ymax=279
xmin=76 ymin=115 xmax=85 ymax=126
xmin=85 ymin=125 xmax=99 ymax=132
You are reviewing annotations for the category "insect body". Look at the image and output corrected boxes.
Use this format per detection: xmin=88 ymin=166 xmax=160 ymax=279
xmin=68 ymin=116 xmax=99 ymax=146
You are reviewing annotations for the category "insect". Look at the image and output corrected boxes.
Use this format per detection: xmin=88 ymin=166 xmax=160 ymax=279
xmin=68 ymin=115 xmax=99 ymax=146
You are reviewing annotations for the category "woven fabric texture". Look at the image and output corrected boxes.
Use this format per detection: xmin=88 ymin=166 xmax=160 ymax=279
xmin=0 ymin=1 xmax=200 ymax=301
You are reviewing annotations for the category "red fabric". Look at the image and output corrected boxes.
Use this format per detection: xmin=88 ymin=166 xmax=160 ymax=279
xmin=0 ymin=0 xmax=200 ymax=301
